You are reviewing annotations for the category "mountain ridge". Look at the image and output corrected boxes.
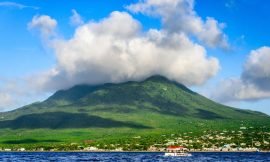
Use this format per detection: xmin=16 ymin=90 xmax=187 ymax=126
xmin=46 ymin=75 xmax=197 ymax=104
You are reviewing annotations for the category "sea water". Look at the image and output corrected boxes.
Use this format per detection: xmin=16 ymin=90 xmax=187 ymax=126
xmin=0 ymin=152 xmax=269 ymax=161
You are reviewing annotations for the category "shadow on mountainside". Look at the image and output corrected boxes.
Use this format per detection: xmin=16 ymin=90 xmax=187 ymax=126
xmin=0 ymin=112 xmax=151 ymax=129
xmin=195 ymin=109 xmax=226 ymax=120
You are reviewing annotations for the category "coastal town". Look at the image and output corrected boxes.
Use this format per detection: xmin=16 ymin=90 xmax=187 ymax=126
xmin=0 ymin=126 xmax=269 ymax=152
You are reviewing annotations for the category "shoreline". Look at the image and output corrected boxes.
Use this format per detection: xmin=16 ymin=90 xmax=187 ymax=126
xmin=0 ymin=151 xmax=269 ymax=153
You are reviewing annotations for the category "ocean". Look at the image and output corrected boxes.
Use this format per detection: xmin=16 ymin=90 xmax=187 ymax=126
xmin=0 ymin=152 xmax=269 ymax=161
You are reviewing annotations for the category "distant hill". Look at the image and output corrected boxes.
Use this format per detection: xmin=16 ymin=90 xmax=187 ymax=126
xmin=0 ymin=75 xmax=269 ymax=149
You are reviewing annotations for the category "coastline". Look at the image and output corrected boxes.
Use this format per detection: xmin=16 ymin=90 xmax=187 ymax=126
xmin=0 ymin=150 xmax=269 ymax=153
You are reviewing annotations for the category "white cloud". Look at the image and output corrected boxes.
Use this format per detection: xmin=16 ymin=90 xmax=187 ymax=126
xmin=212 ymin=46 xmax=270 ymax=102
xmin=0 ymin=92 xmax=12 ymax=111
xmin=28 ymin=15 xmax=57 ymax=38
xmin=242 ymin=47 xmax=270 ymax=90
xmin=0 ymin=1 xmax=39 ymax=10
xmin=70 ymin=9 xmax=84 ymax=26
xmin=126 ymin=0 xmax=229 ymax=49
xmin=212 ymin=78 xmax=270 ymax=102
xmin=0 ymin=78 xmax=49 ymax=112
xmin=37 ymin=11 xmax=219 ymax=91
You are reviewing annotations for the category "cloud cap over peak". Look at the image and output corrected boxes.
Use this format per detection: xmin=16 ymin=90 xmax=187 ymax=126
xmin=36 ymin=11 xmax=219 ymax=91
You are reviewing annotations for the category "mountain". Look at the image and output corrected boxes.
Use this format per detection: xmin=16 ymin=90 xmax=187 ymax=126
xmin=0 ymin=75 xmax=269 ymax=149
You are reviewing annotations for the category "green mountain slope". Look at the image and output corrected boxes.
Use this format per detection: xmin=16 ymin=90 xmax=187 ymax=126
xmin=0 ymin=75 xmax=269 ymax=150
xmin=1 ymin=75 xmax=268 ymax=123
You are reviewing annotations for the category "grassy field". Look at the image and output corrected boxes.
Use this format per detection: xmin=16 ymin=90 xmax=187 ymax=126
xmin=0 ymin=111 xmax=268 ymax=150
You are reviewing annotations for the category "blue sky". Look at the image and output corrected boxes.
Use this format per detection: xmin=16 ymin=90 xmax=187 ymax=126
xmin=0 ymin=0 xmax=270 ymax=114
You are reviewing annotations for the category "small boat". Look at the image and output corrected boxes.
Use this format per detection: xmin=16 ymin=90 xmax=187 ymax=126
xmin=164 ymin=146 xmax=192 ymax=157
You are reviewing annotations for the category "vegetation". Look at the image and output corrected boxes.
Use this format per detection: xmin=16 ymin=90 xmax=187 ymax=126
xmin=0 ymin=75 xmax=269 ymax=151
